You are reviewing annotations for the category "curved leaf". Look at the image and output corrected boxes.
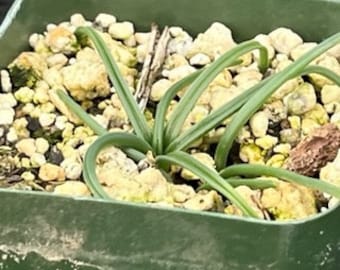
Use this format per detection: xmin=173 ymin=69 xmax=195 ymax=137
xmin=220 ymin=164 xmax=340 ymax=199
xmin=75 ymin=26 xmax=152 ymax=143
xmin=152 ymin=70 xmax=203 ymax=154
xmin=83 ymin=132 xmax=152 ymax=198
xmin=156 ymin=151 xmax=260 ymax=218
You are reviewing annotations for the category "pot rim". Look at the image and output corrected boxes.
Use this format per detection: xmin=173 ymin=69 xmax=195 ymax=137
xmin=1 ymin=187 xmax=338 ymax=225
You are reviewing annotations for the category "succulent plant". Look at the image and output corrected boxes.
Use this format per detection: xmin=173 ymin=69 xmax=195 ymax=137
xmin=58 ymin=26 xmax=340 ymax=219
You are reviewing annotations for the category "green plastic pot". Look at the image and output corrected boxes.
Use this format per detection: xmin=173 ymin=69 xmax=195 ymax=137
xmin=0 ymin=0 xmax=339 ymax=269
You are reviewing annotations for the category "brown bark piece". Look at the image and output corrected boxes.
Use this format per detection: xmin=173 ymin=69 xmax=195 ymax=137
xmin=286 ymin=124 xmax=340 ymax=176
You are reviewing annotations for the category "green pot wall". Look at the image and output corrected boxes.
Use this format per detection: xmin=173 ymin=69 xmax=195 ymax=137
xmin=0 ymin=0 xmax=339 ymax=269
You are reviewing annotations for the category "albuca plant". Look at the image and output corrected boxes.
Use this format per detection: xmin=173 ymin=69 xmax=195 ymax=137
xmin=58 ymin=26 xmax=340 ymax=219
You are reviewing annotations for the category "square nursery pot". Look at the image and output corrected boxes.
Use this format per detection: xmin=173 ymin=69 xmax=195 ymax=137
xmin=0 ymin=0 xmax=340 ymax=269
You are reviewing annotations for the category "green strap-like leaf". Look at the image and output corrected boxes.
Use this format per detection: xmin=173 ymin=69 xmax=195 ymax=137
xmin=156 ymin=151 xmax=260 ymax=218
xmin=225 ymin=177 xmax=277 ymax=189
xmin=75 ymin=26 xmax=152 ymax=143
xmin=57 ymin=89 xmax=107 ymax=136
xmin=215 ymin=33 xmax=340 ymax=170
xmin=83 ymin=132 xmax=152 ymax=198
xmin=164 ymin=40 xmax=268 ymax=145
xmin=152 ymin=70 xmax=203 ymax=154
xmin=301 ymin=65 xmax=340 ymax=85
xmin=199 ymin=177 xmax=277 ymax=190
xmin=220 ymin=164 xmax=340 ymax=199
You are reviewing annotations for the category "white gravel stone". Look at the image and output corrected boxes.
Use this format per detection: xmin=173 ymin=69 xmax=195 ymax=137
xmin=135 ymin=32 xmax=150 ymax=44
xmin=269 ymin=27 xmax=303 ymax=55
xmin=109 ymin=22 xmax=134 ymax=40
xmin=55 ymin=115 xmax=68 ymax=130
xmin=54 ymin=181 xmax=90 ymax=196
xmin=61 ymin=158 xmax=82 ymax=180
xmin=15 ymin=138 xmax=36 ymax=157
xmin=39 ymin=112 xmax=56 ymax=127
xmin=46 ymin=23 xmax=57 ymax=32
xmin=21 ymin=171 xmax=35 ymax=181
xmin=39 ymin=163 xmax=65 ymax=181
xmin=0 ymin=70 xmax=12 ymax=92
xmin=14 ymin=87 xmax=35 ymax=103
xmin=150 ymin=79 xmax=173 ymax=101
xmin=0 ymin=108 xmax=15 ymax=125
xmin=35 ymin=137 xmax=50 ymax=154
xmin=95 ymin=13 xmax=116 ymax=28
xmin=6 ymin=128 xmax=18 ymax=142
xmin=123 ymin=35 xmax=137 ymax=47
xmin=28 ymin=33 xmax=40 ymax=48
xmin=93 ymin=114 xmax=109 ymax=129
xmin=189 ymin=53 xmax=211 ymax=66
xmin=321 ymin=85 xmax=340 ymax=105
xmin=46 ymin=53 xmax=68 ymax=68
xmin=163 ymin=65 xmax=196 ymax=82
xmin=0 ymin=93 xmax=17 ymax=108
xmin=70 ymin=13 xmax=87 ymax=27
xmin=30 ymin=152 xmax=47 ymax=167
xmin=249 ymin=111 xmax=269 ymax=137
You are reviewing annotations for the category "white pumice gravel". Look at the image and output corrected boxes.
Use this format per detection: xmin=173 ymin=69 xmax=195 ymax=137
xmin=189 ymin=53 xmax=211 ymax=66
xmin=0 ymin=108 xmax=15 ymax=125
xmin=54 ymin=181 xmax=91 ymax=196
xmin=95 ymin=13 xmax=117 ymax=28
xmin=14 ymin=87 xmax=35 ymax=103
xmin=30 ymin=153 xmax=47 ymax=167
xmin=38 ymin=112 xmax=56 ymax=127
xmin=70 ymin=13 xmax=87 ymax=27
xmin=249 ymin=111 xmax=269 ymax=137
xmin=38 ymin=163 xmax=65 ymax=181
xmin=60 ymin=158 xmax=82 ymax=180
xmin=6 ymin=128 xmax=18 ymax=143
xmin=15 ymin=138 xmax=36 ymax=157
xmin=0 ymin=70 xmax=12 ymax=92
xmin=35 ymin=137 xmax=50 ymax=154
xmin=268 ymin=27 xmax=303 ymax=55
xmin=108 ymin=21 xmax=134 ymax=40
xmin=21 ymin=171 xmax=35 ymax=181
